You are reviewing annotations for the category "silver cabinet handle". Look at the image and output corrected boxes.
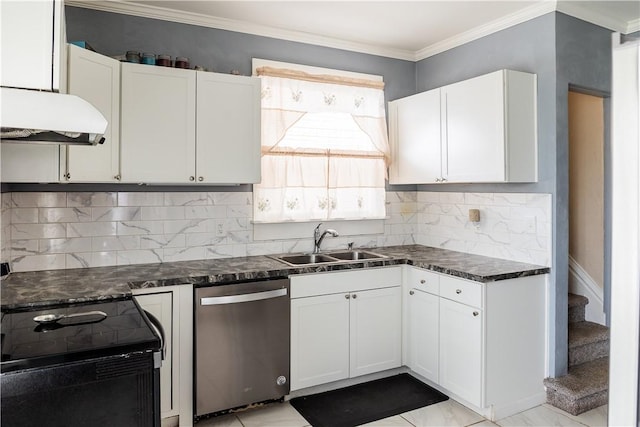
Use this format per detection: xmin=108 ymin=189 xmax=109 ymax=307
xmin=435 ymin=177 xmax=441 ymax=183
xmin=345 ymin=294 xmax=351 ymax=299
xmin=473 ymin=311 xmax=479 ymax=317
xmin=420 ymin=279 xmax=426 ymax=284
xmin=352 ymin=294 xmax=357 ymax=299
xmin=409 ymin=290 xmax=415 ymax=295
xmin=189 ymin=176 xmax=195 ymax=181
xmin=64 ymin=172 xmax=71 ymax=180
xmin=200 ymin=288 xmax=287 ymax=305
xmin=198 ymin=176 xmax=204 ymax=182
xmin=114 ymin=174 xmax=121 ymax=181
xmin=456 ymin=289 xmax=462 ymax=294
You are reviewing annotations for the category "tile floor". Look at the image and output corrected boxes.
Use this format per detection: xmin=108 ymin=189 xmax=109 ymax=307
xmin=196 ymin=400 xmax=608 ymax=427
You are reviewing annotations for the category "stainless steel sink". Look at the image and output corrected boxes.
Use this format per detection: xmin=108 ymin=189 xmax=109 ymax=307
xmin=272 ymin=250 xmax=387 ymax=266
xmin=277 ymin=254 xmax=337 ymax=265
xmin=327 ymin=250 xmax=387 ymax=261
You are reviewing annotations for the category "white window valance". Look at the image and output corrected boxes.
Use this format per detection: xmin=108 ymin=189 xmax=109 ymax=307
xmin=253 ymin=67 xmax=390 ymax=223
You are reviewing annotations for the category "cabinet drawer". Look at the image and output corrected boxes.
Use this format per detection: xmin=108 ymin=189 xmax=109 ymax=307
xmin=407 ymin=267 xmax=440 ymax=295
xmin=440 ymin=275 xmax=483 ymax=308
xmin=291 ymin=267 xmax=401 ymax=299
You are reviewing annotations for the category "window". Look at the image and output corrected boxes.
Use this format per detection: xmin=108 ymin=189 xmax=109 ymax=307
xmin=253 ymin=65 xmax=389 ymax=223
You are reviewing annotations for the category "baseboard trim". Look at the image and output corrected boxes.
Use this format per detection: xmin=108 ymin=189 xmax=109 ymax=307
xmin=568 ymin=256 xmax=606 ymax=325
xmin=488 ymin=392 xmax=547 ymax=421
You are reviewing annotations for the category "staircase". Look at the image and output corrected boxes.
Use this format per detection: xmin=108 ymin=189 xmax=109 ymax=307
xmin=544 ymin=293 xmax=609 ymax=415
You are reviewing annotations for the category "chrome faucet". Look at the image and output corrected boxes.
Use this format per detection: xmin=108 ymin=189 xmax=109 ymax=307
xmin=313 ymin=223 xmax=339 ymax=254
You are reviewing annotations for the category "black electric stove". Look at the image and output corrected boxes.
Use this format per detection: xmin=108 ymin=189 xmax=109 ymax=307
xmin=1 ymin=298 xmax=162 ymax=427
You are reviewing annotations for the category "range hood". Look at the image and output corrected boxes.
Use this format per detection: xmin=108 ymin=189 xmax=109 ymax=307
xmin=0 ymin=87 xmax=108 ymax=146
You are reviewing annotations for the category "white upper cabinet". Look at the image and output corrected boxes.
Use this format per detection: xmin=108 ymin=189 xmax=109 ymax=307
xmin=0 ymin=0 xmax=65 ymax=91
xmin=1 ymin=144 xmax=60 ymax=183
xmin=120 ymin=63 xmax=196 ymax=183
xmin=63 ymin=44 xmax=121 ymax=182
xmin=196 ymin=72 xmax=261 ymax=184
xmin=388 ymin=88 xmax=441 ymax=184
xmin=389 ymin=69 xmax=537 ymax=184
xmin=120 ymin=63 xmax=261 ymax=184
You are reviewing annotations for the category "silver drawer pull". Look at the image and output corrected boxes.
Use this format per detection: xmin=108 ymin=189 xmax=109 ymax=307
xmin=420 ymin=279 xmax=426 ymax=284
xmin=201 ymin=288 xmax=287 ymax=305
xmin=456 ymin=289 xmax=462 ymax=294
xmin=345 ymin=294 xmax=351 ymax=299
xmin=409 ymin=290 xmax=415 ymax=295
xmin=473 ymin=311 xmax=479 ymax=317
xmin=352 ymin=294 xmax=357 ymax=299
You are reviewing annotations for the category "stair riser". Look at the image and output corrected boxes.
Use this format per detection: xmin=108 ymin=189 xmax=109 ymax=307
xmin=569 ymin=304 xmax=586 ymax=323
xmin=546 ymin=388 xmax=608 ymax=416
xmin=569 ymin=342 xmax=609 ymax=367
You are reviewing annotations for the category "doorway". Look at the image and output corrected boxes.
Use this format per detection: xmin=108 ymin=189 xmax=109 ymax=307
xmin=568 ymin=90 xmax=606 ymax=324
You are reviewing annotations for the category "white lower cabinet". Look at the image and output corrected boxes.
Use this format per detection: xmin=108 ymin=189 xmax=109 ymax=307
xmin=403 ymin=266 xmax=546 ymax=420
xmin=407 ymin=288 xmax=439 ymax=383
xmin=133 ymin=285 xmax=193 ymax=427
xmin=438 ymin=296 xmax=482 ymax=407
xmin=290 ymin=267 xmax=402 ymax=391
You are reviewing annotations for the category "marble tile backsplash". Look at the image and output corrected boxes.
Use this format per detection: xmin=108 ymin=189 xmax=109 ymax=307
xmin=1 ymin=190 xmax=551 ymax=272
xmin=416 ymin=192 xmax=552 ymax=267
xmin=2 ymin=191 xmax=416 ymax=272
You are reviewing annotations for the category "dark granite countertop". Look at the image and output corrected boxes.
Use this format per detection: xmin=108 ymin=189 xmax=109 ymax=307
xmin=0 ymin=245 xmax=549 ymax=311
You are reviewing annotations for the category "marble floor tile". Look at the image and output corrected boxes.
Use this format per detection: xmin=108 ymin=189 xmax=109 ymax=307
xmin=359 ymin=414 xmax=415 ymax=426
xmin=400 ymin=400 xmax=485 ymax=427
xmin=469 ymin=421 xmax=500 ymax=427
xmin=196 ymin=413 xmax=243 ymax=427
xmin=543 ymin=403 xmax=608 ymax=427
xmin=236 ymin=402 xmax=311 ymax=427
xmin=496 ymin=405 xmax=585 ymax=426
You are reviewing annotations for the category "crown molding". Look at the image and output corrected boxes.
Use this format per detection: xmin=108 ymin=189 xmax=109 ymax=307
xmin=414 ymin=1 xmax=557 ymax=61
xmin=626 ymin=18 xmax=640 ymax=34
xmin=66 ymin=0 xmax=638 ymax=63
xmin=556 ymin=1 xmax=633 ymax=34
xmin=65 ymin=0 xmax=417 ymax=61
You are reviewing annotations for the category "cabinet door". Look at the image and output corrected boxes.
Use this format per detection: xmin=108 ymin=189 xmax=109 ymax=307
xmin=120 ymin=63 xmax=196 ymax=183
xmin=134 ymin=292 xmax=174 ymax=416
xmin=439 ymin=297 xmax=483 ymax=407
xmin=64 ymin=44 xmax=120 ymax=182
xmin=388 ymin=89 xmax=442 ymax=184
xmin=350 ymin=286 xmax=402 ymax=377
xmin=291 ymin=293 xmax=350 ymax=391
xmin=442 ymin=71 xmax=505 ymax=183
xmin=196 ymin=72 xmax=261 ymax=184
xmin=1 ymin=144 xmax=59 ymax=183
xmin=408 ymin=288 xmax=439 ymax=383
xmin=0 ymin=0 xmax=61 ymax=91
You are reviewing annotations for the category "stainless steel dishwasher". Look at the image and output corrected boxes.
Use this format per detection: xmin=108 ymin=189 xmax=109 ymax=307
xmin=194 ymin=278 xmax=290 ymax=418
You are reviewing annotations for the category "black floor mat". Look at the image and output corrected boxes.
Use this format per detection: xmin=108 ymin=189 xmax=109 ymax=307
xmin=289 ymin=373 xmax=448 ymax=427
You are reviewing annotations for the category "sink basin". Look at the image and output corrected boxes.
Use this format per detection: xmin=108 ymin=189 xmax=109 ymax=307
xmin=327 ymin=250 xmax=386 ymax=261
xmin=272 ymin=250 xmax=387 ymax=266
xmin=277 ymin=254 xmax=336 ymax=265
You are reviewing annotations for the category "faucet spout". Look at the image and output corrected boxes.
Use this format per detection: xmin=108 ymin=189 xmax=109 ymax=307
xmin=313 ymin=223 xmax=339 ymax=253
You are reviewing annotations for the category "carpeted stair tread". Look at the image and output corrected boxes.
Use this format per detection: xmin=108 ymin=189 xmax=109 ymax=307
xmin=544 ymin=357 xmax=609 ymax=399
xmin=568 ymin=293 xmax=589 ymax=323
xmin=568 ymin=321 xmax=609 ymax=348
xmin=568 ymin=293 xmax=589 ymax=308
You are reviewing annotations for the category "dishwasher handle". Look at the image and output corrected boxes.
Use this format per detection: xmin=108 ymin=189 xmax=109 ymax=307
xmin=200 ymin=288 xmax=288 ymax=306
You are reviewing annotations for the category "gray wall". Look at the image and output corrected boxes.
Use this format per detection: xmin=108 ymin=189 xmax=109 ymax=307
xmin=64 ymin=6 xmax=416 ymax=107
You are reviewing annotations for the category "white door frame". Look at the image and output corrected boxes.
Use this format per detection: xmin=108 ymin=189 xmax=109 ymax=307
xmin=608 ymin=33 xmax=640 ymax=427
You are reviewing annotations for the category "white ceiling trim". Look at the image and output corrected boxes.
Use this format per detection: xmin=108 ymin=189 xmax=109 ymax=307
xmin=65 ymin=0 xmax=417 ymax=61
xmin=66 ymin=0 xmax=638 ymax=62
xmin=556 ymin=1 xmax=631 ymax=34
xmin=414 ymin=1 xmax=557 ymax=61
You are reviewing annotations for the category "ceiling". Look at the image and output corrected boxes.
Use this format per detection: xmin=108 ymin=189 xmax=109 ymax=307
xmin=68 ymin=1 xmax=640 ymax=61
